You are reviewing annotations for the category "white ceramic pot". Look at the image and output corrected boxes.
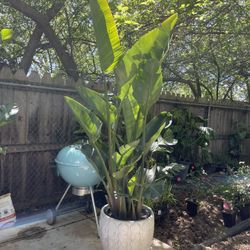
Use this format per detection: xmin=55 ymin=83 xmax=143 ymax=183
xmin=99 ymin=204 xmax=154 ymax=250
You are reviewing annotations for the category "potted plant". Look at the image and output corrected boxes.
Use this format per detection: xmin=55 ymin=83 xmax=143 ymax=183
xmin=220 ymin=185 xmax=237 ymax=228
xmin=185 ymin=174 xmax=211 ymax=217
xmin=65 ymin=0 xmax=178 ymax=249
xmin=185 ymin=177 xmax=200 ymax=217
xmin=145 ymin=182 xmax=175 ymax=225
xmin=234 ymin=180 xmax=250 ymax=221
xmin=221 ymin=201 xmax=237 ymax=228
xmin=212 ymin=183 xmax=237 ymax=227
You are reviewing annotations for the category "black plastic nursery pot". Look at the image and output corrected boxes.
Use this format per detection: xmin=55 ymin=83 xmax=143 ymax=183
xmin=154 ymin=203 xmax=169 ymax=224
xmin=239 ymin=204 xmax=250 ymax=221
xmin=186 ymin=200 xmax=198 ymax=217
xmin=222 ymin=210 xmax=236 ymax=228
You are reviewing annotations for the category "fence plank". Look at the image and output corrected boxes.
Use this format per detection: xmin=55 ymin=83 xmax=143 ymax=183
xmin=12 ymin=89 xmax=28 ymax=144
xmin=26 ymin=90 xmax=41 ymax=144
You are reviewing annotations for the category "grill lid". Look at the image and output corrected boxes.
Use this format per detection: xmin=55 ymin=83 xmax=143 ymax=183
xmin=55 ymin=144 xmax=90 ymax=168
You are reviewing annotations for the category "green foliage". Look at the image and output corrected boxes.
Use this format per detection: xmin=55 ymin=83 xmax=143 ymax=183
xmin=64 ymin=97 xmax=102 ymax=143
xmin=212 ymin=179 xmax=250 ymax=210
xmin=228 ymin=122 xmax=250 ymax=167
xmin=171 ymin=107 xmax=214 ymax=165
xmin=236 ymin=162 xmax=250 ymax=176
xmin=65 ymin=0 xmax=177 ymax=220
xmin=234 ymin=181 xmax=250 ymax=208
xmin=211 ymin=162 xmax=250 ymax=209
xmin=144 ymin=181 xmax=176 ymax=210
xmin=211 ymin=183 xmax=238 ymax=210
xmin=89 ymin=0 xmax=123 ymax=73
xmin=77 ymin=85 xmax=117 ymax=124
xmin=0 ymin=28 xmax=13 ymax=42
xmin=113 ymin=0 xmax=249 ymax=101
xmin=147 ymin=129 xmax=177 ymax=167
xmin=1 ymin=0 xmax=249 ymax=101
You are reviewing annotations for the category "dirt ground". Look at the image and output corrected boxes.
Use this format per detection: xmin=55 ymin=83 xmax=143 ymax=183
xmin=154 ymin=185 xmax=250 ymax=250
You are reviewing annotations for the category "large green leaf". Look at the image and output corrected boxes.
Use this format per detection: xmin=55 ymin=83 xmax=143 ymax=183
xmin=89 ymin=0 xmax=123 ymax=73
xmin=115 ymin=13 xmax=178 ymax=88
xmin=128 ymin=175 xmax=137 ymax=196
xmin=143 ymin=111 xmax=172 ymax=154
xmin=133 ymin=59 xmax=162 ymax=114
xmin=77 ymin=85 xmax=117 ymax=124
xmin=65 ymin=97 xmax=102 ymax=143
xmin=81 ymin=143 xmax=105 ymax=179
xmin=113 ymin=140 xmax=139 ymax=168
xmin=0 ymin=29 xmax=13 ymax=41
xmin=113 ymin=164 xmax=135 ymax=180
xmin=122 ymin=94 xmax=144 ymax=143
xmin=117 ymin=14 xmax=177 ymax=143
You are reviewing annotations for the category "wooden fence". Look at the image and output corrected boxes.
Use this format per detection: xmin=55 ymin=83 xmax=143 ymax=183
xmin=0 ymin=68 xmax=79 ymax=212
xmin=154 ymin=94 xmax=250 ymax=162
xmin=0 ymin=67 xmax=250 ymax=212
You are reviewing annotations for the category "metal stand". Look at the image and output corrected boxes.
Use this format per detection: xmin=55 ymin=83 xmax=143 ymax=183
xmin=56 ymin=184 xmax=72 ymax=211
xmin=46 ymin=184 xmax=99 ymax=237
xmin=90 ymin=186 xmax=99 ymax=237
xmin=46 ymin=184 xmax=71 ymax=225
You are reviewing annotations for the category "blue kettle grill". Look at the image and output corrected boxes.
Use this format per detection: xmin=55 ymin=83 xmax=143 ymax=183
xmin=46 ymin=145 xmax=100 ymax=233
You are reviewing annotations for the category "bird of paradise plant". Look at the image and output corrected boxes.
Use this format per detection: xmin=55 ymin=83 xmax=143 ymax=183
xmin=65 ymin=0 xmax=178 ymax=220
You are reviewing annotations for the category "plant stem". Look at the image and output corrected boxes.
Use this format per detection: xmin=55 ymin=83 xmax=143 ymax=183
xmin=135 ymin=112 xmax=147 ymax=217
xmin=92 ymin=142 xmax=113 ymax=205
xmin=103 ymin=75 xmax=115 ymax=178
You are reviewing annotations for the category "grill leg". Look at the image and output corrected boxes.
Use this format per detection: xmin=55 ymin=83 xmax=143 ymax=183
xmin=47 ymin=184 xmax=71 ymax=225
xmin=55 ymin=184 xmax=71 ymax=211
xmin=90 ymin=186 xmax=99 ymax=237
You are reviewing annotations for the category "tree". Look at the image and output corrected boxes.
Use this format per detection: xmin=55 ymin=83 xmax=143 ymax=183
xmin=1 ymin=0 xmax=249 ymax=101
xmin=1 ymin=0 xmax=97 ymax=80
xmin=111 ymin=0 xmax=250 ymax=101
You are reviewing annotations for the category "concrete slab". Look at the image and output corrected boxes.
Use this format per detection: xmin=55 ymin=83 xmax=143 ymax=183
xmin=0 ymin=210 xmax=173 ymax=250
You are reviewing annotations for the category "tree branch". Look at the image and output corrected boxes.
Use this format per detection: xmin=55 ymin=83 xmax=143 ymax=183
xmin=164 ymin=76 xmax=198 ymax=98
xmin=222 ymin=78 xmax=237 ymax=100
xmin=20 ymin=3 xmax=64 ymax=74
xmin=200 ymin=83 xmax=214 ymax=100
xmin=5 ymin=0 xmax=79 ymax=80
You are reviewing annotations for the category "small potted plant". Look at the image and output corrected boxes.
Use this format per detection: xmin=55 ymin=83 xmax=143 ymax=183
xmin=185 ymin=176 xmax=202 ymax=217
xmin=212 ymin=183 xmax=237 ymax=227
xmin=221 ymin=200 xmax=237 ymax=228
xmin=185 ymin=174 xmax=212 ymax=217
xmin=234 ymin=181 xmax=250 ymax=221
xmin=186 ymin=198 xmax=199 ymax=217
xmin=145 ymin=182 xmax=176 ymax=224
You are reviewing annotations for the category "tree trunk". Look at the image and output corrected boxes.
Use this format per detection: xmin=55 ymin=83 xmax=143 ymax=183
xmin=246 ymin=80 xmax=250 ymax=103
xmin=19 ymin=3 xmax=64 ymax=74
xmin=5 ymin=0 xmax=79 ymax=80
